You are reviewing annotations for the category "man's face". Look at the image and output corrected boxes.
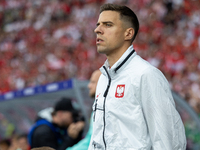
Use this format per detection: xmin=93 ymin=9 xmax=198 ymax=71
xmin=94 ymin=11 xmax=126 ymax=56
xmin=59 ymin=111 xmax=73 ymax=128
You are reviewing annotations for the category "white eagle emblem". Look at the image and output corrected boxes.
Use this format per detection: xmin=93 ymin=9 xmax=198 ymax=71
xmin=116 ymin=86 xmax=124 ymax=96
xmin=115 ymin=85 xmax=125 ymax=98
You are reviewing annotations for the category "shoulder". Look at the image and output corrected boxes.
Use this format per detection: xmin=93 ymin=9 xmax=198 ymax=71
xmin=124 ymin=55 xmax=157 ymax=76
xmin=125 ymin=56 xmax=168 ymax=85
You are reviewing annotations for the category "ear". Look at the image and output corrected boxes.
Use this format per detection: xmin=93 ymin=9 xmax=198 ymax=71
xmin=124 ymin=28 xmax=135 ymax=41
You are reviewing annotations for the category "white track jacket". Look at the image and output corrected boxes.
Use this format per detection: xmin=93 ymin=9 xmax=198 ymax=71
xmin=88 ymin=45 xmax=186 ymax=150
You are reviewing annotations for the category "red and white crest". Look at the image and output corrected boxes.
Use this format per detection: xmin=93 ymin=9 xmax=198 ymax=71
xmin=115 ymin=85 xmax=125 ymax=98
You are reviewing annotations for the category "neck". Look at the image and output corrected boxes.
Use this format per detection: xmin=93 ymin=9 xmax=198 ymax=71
xmin=107 ymin=44 xmax=131 ymax=68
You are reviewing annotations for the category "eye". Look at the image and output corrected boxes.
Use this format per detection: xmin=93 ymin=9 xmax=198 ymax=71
xmin=106 ymin=23 xmax=112 ymax=27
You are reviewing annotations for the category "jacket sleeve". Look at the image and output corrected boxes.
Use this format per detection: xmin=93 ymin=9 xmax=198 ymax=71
xmin=140 ymin=68 xmax=186 ymax=150
xmin=31 ymin=125 xmax=82 ymax=150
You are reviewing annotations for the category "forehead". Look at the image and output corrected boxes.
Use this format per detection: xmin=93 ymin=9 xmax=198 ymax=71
xmin=98 ymin=10 xmax=121 ymax=23
xmin=90 ymin=71 xmax=101 ymax=82
xmin=61 ymin=111 xmax=72 ymax=115
xmin=90 ymin=74 xmax=98 ymax=82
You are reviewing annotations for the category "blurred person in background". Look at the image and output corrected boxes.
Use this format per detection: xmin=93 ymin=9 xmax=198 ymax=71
xmin=28 ymin=98 xmax=85 ymax=150
xmin=0 ymin=139 xmax=10 ymax=150
xmin=89 ymin=3 xmax=186 ymax=150
xmin=67 ymin=69 xmax=101 ymax=150
xmin=88 ymin=70 xmax=102 ymax=98
xmin=6 ymin=134 xmax=28 ymax=150
xmin=8 ymin=134 xmax=19 ymax=150
xmin=16 ymin=134 xmax=29 ymax=150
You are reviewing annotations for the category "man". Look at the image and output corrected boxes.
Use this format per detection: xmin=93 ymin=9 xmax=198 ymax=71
xmin=89 ymin=3 xmax=186 ymax=150
xmin=28 ymin=98 xmax=85 ymax=150
xmin=66 ymin=70 xmax=101 ymax=150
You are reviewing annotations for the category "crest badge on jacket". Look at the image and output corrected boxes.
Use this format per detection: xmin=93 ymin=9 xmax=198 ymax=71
xmin=115 ymin=84 xmax=125 ymax=98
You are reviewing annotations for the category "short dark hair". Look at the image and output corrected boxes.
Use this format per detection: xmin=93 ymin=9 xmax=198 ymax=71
xmin=100 ymin=3 xmax=139 ymax=43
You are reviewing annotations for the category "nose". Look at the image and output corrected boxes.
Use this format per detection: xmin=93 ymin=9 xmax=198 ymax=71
xmin=94 ymin=25 xmax=103 ymax=34
xmin=88 ymin=83 xmax=91 ymax=89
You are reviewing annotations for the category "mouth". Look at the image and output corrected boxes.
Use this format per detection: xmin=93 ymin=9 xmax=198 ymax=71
xmin=96 ymin=38 xmax=104 ymax=44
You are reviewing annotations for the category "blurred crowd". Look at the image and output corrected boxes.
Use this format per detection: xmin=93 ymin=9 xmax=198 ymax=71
xmin=0 ymin=134 xmax=29 ymax=150
xmin=0 ymin=0 xmax=200 ymax=109
xmin=0 ymin=0 xmax=200 ymax=149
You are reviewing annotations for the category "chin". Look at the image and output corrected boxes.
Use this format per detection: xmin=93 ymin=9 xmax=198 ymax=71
xmin=97 ymin=47 xmax=106 ymax=54
xmin=89 ymin=92 xmax=95 ymax=98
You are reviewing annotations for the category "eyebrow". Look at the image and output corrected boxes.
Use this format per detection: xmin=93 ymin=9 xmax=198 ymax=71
xmin=96 ymin=21 xmax=114 ymax=26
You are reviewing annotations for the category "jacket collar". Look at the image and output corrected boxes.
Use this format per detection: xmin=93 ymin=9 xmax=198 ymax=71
xmin=100 ymin=45 xmax=136 ymax=78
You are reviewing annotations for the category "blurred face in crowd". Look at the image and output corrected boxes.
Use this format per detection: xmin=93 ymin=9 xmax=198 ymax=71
xmin=56 ymin=111 xmax=73 ymax=128
xmin=17 ymin=136 xmax=29 ymax=150
xmin=88 ymin=70 xmax=101 ymax=98
xmin=94 ymin=11 xmax=127 ymax=57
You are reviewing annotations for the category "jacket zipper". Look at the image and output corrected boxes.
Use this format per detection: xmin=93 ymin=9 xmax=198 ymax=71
xmin=102 ymin=66 xmax=111 ymax=150
xmin=93 ymin=99 xmax=98 ymax=122
xmin=99 ymin=49 xmax=134 ymax=149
